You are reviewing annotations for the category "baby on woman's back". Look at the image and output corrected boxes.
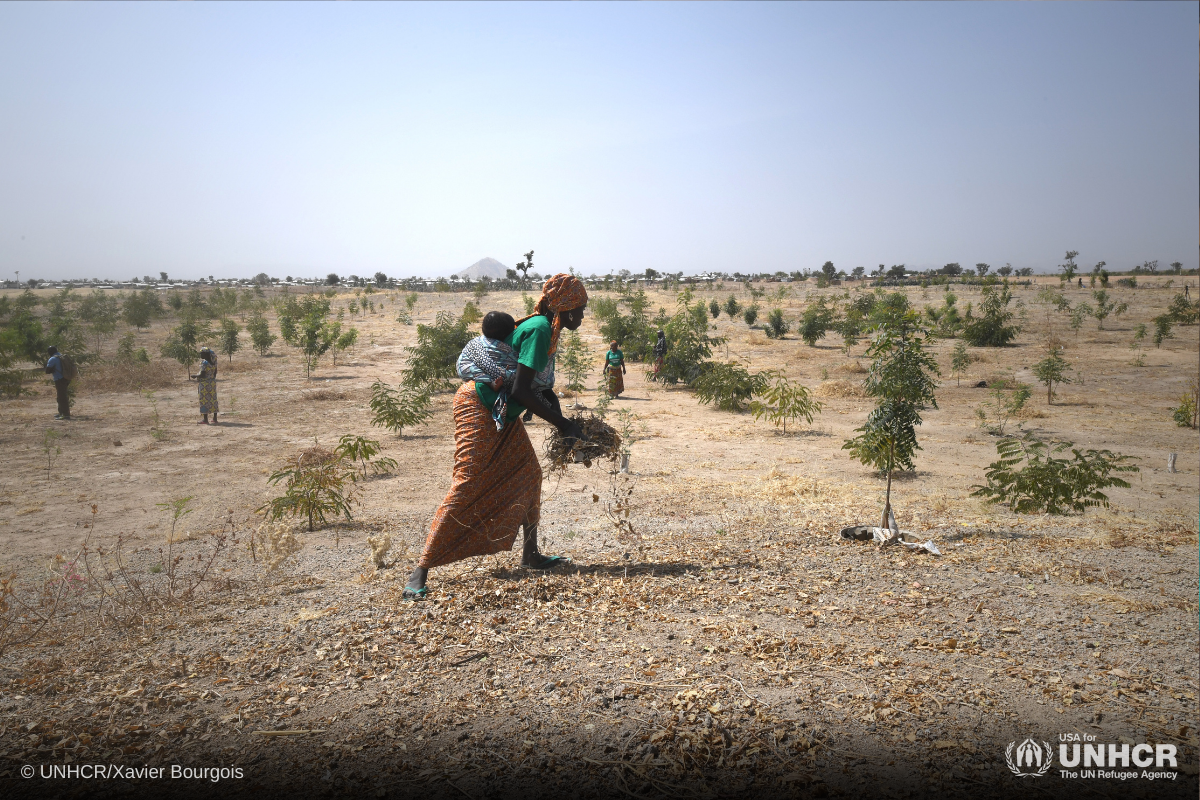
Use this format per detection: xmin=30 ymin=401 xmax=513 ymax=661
xmin=456 ymin=311 xmax=518 ymax=391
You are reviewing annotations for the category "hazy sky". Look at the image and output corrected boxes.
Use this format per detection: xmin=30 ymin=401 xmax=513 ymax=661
xmin=1 ymin=2 xmax=1196 ymax=280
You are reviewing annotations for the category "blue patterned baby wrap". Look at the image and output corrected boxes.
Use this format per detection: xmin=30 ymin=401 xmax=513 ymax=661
xmin=458 ymin=336 xmax=518 ymax=429
xmin=457 ymin=335 xmax=556 ymax=430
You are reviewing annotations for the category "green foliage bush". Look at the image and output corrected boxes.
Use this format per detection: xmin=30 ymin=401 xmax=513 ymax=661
xmin=765 ymin=309 xmax=790 ymax=340
xmin=1031 ymin=351 xmax=1071 ymax=404
xmin=974 ymin=380 xmax=1031 ymax=436
xmin=122 ymin=289 xmax=162 ymax=329
xmin=78 ymin=290 xmax=120 ymax=354
xmin=369 ymin=380 xmax=433 ymax=436
xmin=39 ymin=290 xmax=91 ymax=370
xmin=0 ymin=293 xmax=50 ymax=396
xmin=258 ymin=435 xmax=397 ymax=531
xmin=1090 ymin=290 xmax=1127 ymax=330
xmin=280 ymin=296 xmax=336 ymax=377
xmin=742 ymin=305 xmax=759 ymax=326
xmin=331 ymin=326 xmax=358 ymax=365
xmin=835 ymin=310 xmax=864 ymax=352
xmin=1172 ymin=376 xmax=1198 ymax=428
xmin=1152 ymin=314 xmax=1173 ymax=347
xmin=461 ymin=301 xmax=482 ymax=325
xmin=219 ymin=319 xmax=241 ymax=363
xmin=246 ymin=314 xmax=276 ymax=355
xmin=402 ymin=311 xmax=473 ymax=389
xmin=557 ymin=330 xmax=590 ymax=395
xmin=924 ymin=291 xmax=963 ymax=338
xmin=723 ymin=296 xmax=742 ymax=317
xmin=160 ymin=317 xmax=212 ymax=376
xmin=0 ymin=326 xmax=25 ymax=399
xmin=962 ymin=284 xmax=1020 ymax=346
xmin=1167 ymin=293 xmax=1199 ymax=325
xmin=590 ymin=296 xmax=619 ymax=321
xmin=692 ymin=361 xmax=769 ymax=412
xmin=595 ymin=290 xmax=658 ymax=362
xmin=950 ymin=341 xmax=970 ymax=386
xmin=654 ymin=292 xmax=720 ymax=386
xmin=798 ymin=299 xmax=832 ymax=345
xmin=971 ymin=435 xmax=1138 ymax=514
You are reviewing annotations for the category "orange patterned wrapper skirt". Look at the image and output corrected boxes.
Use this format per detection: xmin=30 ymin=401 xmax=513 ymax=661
xmin=606 ymin=366 xmax=624 ymax=396
xmin=417 ymin=382 xmax=542 ymax=569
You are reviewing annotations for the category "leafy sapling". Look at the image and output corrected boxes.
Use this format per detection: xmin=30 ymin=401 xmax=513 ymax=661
xmin=219 ymin=319 xmax=241 ymax=363
xmin=842 ymin=311 xmax=940 ymax=531
xmin=766 ymin=309 xmax=790 ymax=340
xmin=749 ymin=374 xmax=822 ymax=434
xmin=369 ymin=380 xmax=433 ymax=436
xmin=950 ymin=341 xmax=970 ymax=387
xmin=1031 ymin=349 xmax=1071 ymax=404
xmin=971 ymin=435 xmax=1138 ymax=515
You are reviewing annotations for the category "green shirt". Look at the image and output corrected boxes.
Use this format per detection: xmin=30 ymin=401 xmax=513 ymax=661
xmin=606 ymin=348 xmax=624 ymax=367
xmin=475 ymin=315 xmax=551 ymax=420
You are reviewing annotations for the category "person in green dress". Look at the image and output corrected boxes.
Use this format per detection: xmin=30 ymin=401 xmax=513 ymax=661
xmin=190 ymin=348 xmax=219 ymax=424
xmin=604 ymin=341 xmax=625 ymax=397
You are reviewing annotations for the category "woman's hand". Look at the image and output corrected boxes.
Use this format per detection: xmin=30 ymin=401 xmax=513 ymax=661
xmin=558 ymin=418 xmax=585 ymax=442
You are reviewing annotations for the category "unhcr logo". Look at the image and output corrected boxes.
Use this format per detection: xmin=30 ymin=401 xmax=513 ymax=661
xmin=1006 ymin=738 xmax=1054 ymax=777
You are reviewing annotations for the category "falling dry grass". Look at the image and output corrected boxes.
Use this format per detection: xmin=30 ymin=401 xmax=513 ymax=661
xmin=815 ymin=379 xmax=866 ymax=398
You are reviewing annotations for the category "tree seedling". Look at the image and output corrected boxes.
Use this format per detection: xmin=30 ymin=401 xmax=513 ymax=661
xmin=42 ymin=428 xmax=61 ymax=482
xmin=369 ymin=380 xmax=433 ymax=436
xmin=972 ymin=435 xmax=1138 ymax=515
xmin=950 ymin=341 xmax=970 ymax=387
xmin=842 ymin=311 xmax=939 ymax=531
xmin=1031 ymin=349 xmax=1071 ymax=404
xmin=749 ymin=374 xmax=822 ymax=434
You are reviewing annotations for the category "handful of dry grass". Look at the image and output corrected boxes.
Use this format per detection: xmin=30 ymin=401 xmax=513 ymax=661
xmin=544 ymin=414 xmax=621 ymax=470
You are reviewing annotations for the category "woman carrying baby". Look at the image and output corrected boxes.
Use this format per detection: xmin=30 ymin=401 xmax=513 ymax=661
xmin=403 ymin=274 xmax=589 ymax=599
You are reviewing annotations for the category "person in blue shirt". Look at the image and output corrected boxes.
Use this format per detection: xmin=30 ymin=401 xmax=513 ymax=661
xmin=44 ymin=346 xmax=70 ymax=420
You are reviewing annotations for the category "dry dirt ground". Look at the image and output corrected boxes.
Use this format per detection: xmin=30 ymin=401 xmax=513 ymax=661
xmin=0 ymin=278 xmax=1197 ymax=800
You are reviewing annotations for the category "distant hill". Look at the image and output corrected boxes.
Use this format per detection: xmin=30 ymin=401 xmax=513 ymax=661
xmin=454 ymin=257 xmax=510 ymax=280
